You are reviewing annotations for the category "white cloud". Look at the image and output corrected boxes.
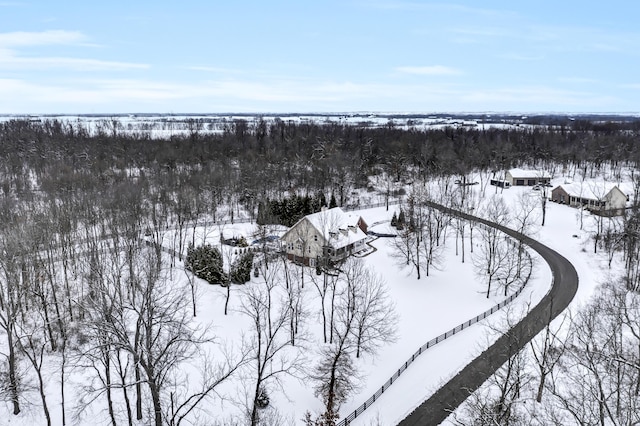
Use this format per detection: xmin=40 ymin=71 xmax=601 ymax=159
xmin=369 ymin=2 xmax=517 ymax=18
xmin=496 ymin=53 xmax=543 ymax=61
xmin=0 ymin=31 xmax=148 ymax=71
xmin=0 ymin=53 xmax=148 ymax=71
xmin=621 ymin=83 xmax=640 ymax=90
xmin=459 ymin=86 xmax=619 ymax=108
xmin=395 ymin=65 xmax=462 ymax=76
xmin=557 ymin=77 xmax=598 ymax=84
xmin=184 ymin=66 xmax=247 ymax=75
xmin=0 ymin=76 xmax=630 ymax=114
xmin=0 ymin=30 xmax=86 ymax=47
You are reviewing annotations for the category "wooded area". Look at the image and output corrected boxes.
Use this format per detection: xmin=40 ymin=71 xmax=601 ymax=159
xmin=2 ymin=116 xmax=640 ymax=425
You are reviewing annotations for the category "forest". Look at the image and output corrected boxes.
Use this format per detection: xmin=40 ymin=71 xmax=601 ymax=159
xmin=2 ymin=115 xmax=640 ymax=425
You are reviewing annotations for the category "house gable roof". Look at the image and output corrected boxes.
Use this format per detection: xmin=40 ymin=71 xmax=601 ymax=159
xmin=507 ymin=168 xmax=551 ymax=179
xmin=554 ymin=182 xmax=626 ymax=201
xmin=282 ymin=207 xmax=367 ymax=250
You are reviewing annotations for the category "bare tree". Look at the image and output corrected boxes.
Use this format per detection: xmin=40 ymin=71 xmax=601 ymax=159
xmin=341 ymin=258 xmax=397 ymax=358
xmin=511 ymin=190 xmax=540 ymax=278
xmin=311 ymin=319 xmax=358 ymax=421
xmin=529 ymin=300 xmax=568 ymax=404
xmin=451 ymin=304 xmax=532 ymax=426
xmin=16 ymin=316 xmax=53 ymax=426
xmin=547 ymin=282 xmax=640 ymax=425
xmin=310 ymin=258 xmax=397 ymax=418
xmin=309 ymin=262 xmax=340 ymax=344
xmin=391 ymin=186 xmax=444 ymax=279
xmin=0 ymin=223 xmax=26 ymax=415
xmin=90 ymin=247 xmax=236 ymax=426
xmin=473 ymin=196 xmax=511 ymax=298
xmin=239 ymin=261 xmax=305 ymax=426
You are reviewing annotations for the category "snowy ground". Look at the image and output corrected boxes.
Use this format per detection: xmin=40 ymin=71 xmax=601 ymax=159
xmin=153 ymin=203 xmax=552 ymax=425
xmin=3 ymin=171 xmax=627 ymax=426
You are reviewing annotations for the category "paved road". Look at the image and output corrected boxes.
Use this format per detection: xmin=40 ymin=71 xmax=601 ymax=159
xmin=398 ymin=203 xmax=579 ymax=426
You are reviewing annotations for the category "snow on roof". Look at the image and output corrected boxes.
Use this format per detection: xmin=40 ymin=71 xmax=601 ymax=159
xmin=300 ymin=207 xmax=367 ymax=249
xmin=507 ymin=168 xmax=551 ymax=178
xmin=555 ymin=181 xmax=627 ymax=200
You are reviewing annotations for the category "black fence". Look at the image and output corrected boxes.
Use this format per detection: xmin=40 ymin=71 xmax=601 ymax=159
xmin=336 ymin=244 xmax=533 ymax=426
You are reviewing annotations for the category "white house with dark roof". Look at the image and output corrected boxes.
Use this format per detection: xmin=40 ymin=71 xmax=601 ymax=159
xmin=551 ymin=182 xmax=629 ymax=215
xmin=506 ymin=168 xmax=551 ymax=186
xmin=280 ymin=207 xmax=368 ymax=267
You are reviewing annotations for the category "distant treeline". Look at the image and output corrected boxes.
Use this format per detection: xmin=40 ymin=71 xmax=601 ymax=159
xmin=1 ymin=117 xmax=640 ymax=214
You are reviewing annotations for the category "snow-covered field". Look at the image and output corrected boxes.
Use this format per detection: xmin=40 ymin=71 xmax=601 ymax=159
xmin=0 ymin=113 xmax=537 ymax=139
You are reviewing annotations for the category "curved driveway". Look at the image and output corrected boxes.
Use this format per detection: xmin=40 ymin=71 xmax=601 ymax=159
xmin=398 ymin=203 xmax=579 ymax=426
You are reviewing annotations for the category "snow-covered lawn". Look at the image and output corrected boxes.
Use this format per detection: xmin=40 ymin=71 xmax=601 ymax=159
xmin=3 ymin=173 xmax=626 ymax=426
xmin=156 ymin=203 xmax=552 ymax=425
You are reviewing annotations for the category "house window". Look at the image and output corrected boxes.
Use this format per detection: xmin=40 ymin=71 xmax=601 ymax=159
xmin=314 ymin=235 xmax=318 ymax=242
xmin=308 ymin=247 xmax=311 ymax=254
xmin=309 ymin=258 xmax=316 ymax=267
xmin=297 ymin=243 xmax=302 ymax=250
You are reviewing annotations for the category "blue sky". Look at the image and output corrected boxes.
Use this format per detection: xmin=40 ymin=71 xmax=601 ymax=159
xmin=1 ymin=1 xmax=639 ymax=114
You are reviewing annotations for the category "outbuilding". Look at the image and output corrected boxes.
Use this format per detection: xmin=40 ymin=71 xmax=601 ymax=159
xmin=506 ymin=168 xmax=551 ymax=186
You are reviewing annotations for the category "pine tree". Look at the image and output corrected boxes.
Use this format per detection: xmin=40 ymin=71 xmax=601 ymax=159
xmin=329 ymin=193 xmax=338 ymax=209
xmin=317 ymin=191 xmax=327 ymax=210
xmin=257 ymin=201 xmax=266 ymax=225
xmin=185 ymin=244 xmax=226 ymax=284
xmin=391 ymin=211 xmax=398 ymax=228
xmin=230 ymin=251 xmax=254 ymax=284
xmin=397 ymin=209 xmax=406 ymax=229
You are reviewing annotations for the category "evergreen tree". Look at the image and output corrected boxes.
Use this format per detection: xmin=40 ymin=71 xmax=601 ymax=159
xmin=316 ymin=191 xmax=327 ymax=210
xmin=256 ymin=201 xmax=267 ymax=225
xmin=391 ymin=211 xmax=398 ymax=228
xmin=230 ymin=251 xmax=254 ymax=284
xmin=303 ymin=195 xmax=313 ymax=216
xmin=329 ymin=193 xmax=338 ymax=209
xmin=397 ymin=209 xmax=406 ymax=229
xmin=185 ymin=244 xmax=226 ymax=284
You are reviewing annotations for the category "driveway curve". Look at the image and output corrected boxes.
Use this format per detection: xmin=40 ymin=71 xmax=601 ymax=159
xmin=397 ymin=202 xmax=579 ymax=426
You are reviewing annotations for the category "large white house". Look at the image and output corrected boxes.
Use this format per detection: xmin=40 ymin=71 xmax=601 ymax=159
xmin=280 ymin=207 xmax=368 ymax=267
xmin=551 ymin=182 xmax=629 ymax=215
